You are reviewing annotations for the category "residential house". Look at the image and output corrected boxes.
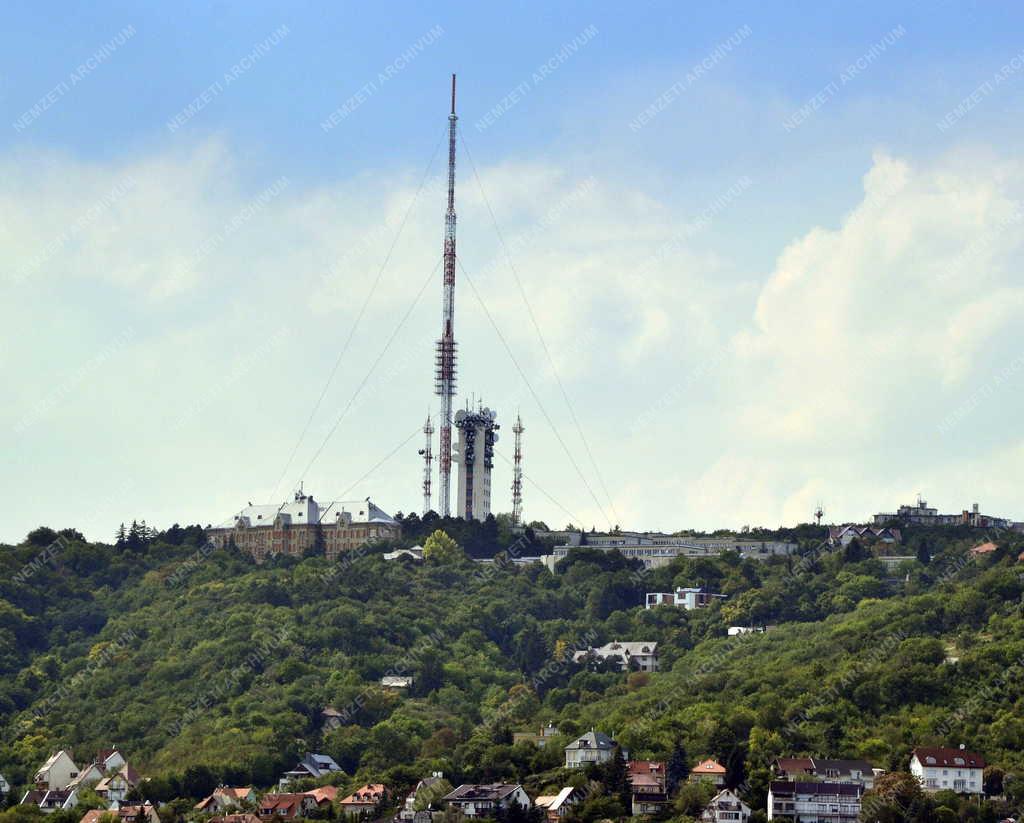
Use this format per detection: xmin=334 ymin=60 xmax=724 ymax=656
xmin=690 ymin=759 xmax=727 ymax=787
xmin=195 ymin=788 xmax=258 ymax=814
xmin=513 ymin=723 xmax=560 ymax=748
xmin=340 ymin=784 xmax=387 ymax=816
xmin=910 ymin=747 xmax=985 ymax=794
xmin=305 ymin=787 xmax=338 ymax=807
xmin=66 ymin=763 xmax=107 ymax=794
xmin=772 ymin=757 xmax=877 ymax=789
xmin=564 ymin=730 xmax=623 ymax=768
xmin=280 ymin=753 xmax=343 ymax=786
xmin=701 ymin=789 xmax=751 ymax=823
xmin=969 ymin=542 xmax=998 ymax=558
xmin=645 ymin=587 xmax=728 ymax=611
xmin=383 ymin=546 xmax=424 ymax=561
xmin=210 ymin=816 xmax=262 ymax=823
xmin=442 ymin=784 xmax=531 ymax=818
xmin=727 ymin=626 xmax=766 ymax=637
xmin=0 ymin=774 xmax=9 ymax=797
xmin=321 ymin=707 xmax=344 ymax=732
xmin=21 ymin=789 xmax=78 ymax=813
xmin=628 ymin=761 xmax=668 ymax=815
xmin=767 ymin=781 xmax=863 ymax=823
xmin=397 ymin=773 xmax=447 ymax=822
xmin=381 ymin=676 xmax=414 ymax=690
xmin=81 ymin=803 xmax=160 ymax=823
xmin=95 ymin=749 xmax=128 ymax=773
xmin=96 ymin=764 xmax=142 ymax=807
xmin=534 ymin=787 xmax=584 ymax=823
xmin=34 ymin=750 xmax=81 ymax=791
xmin=572 ymin=642 xmax=659 ymax=672
xmin=259 ymin=793 xmax=319 ymax=820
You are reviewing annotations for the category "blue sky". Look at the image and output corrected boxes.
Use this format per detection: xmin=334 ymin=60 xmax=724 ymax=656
xmin=3 ymin=1 xmax=1024 ymax=542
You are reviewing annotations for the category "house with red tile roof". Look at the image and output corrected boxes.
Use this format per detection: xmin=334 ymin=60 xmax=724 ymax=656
xmin=689 ymin=759 xmax=727 ymax=787
xmin=910 ymin=747 xmax=985 ymax=794
xmin=304 ymin=787 xmax=338 ymax=807
xmin=969 ymin=542 xmax=998 ymax=557
xmin=195 ymin=787 xmax=258 ymax=814
xmin=628 ymin=761 xmax=668 ymax=815
xmin=339 ymin=784 xmax=387 ymax=816
xmin=259 ymin=793 xmax=318 ymax=820
xmin=80 ymin=802 xmax=160 ymax=823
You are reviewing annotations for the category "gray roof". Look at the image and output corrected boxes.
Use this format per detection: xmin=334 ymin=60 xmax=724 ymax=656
xmin=213 ymin=495 xmax=397 ymax=530
xmin=444 ymin=784 xmax=522 ymax=802
xmin=566 ymin=730 xmax=617 ymax=751
xmin=286 ymin=752 xmax=342 ymax=778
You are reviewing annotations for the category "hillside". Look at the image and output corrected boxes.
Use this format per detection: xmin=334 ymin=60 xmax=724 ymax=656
xmin=1 ymin=521 xmax=1022 ymax=816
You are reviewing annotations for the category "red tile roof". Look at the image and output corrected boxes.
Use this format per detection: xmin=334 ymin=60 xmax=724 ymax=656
xmin=693 ymin=758 xmax=727 ymax=775
xmin=912 ymin=747 xmax=986 ymax=769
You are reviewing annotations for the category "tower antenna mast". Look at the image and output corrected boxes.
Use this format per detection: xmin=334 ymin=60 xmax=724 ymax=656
xmin=419 ymin=413 xmax=434 ymax=515
xmin=435 ymin=73 xmax=459 ymax=517
xmin=512 ymin=414 xmax=524 ymax=527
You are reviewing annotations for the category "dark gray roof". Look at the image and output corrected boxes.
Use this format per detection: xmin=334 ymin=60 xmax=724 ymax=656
xmin=444 ymin=784 xmax=521 ymax=802
xmin=566 ymin=730 xmax=616 ymax=751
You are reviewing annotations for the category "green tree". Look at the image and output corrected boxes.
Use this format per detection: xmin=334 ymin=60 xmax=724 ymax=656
xmin=423 ymin=530 xmax=464 ymax=563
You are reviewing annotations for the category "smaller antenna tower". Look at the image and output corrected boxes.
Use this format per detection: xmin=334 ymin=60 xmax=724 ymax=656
xmin=814 ymin=501 xmax=825 ymax=526
xmin=511 ymin=414 xmax=524 ymax=527
xmin=418 ymin=414 xmax=434 ymax=515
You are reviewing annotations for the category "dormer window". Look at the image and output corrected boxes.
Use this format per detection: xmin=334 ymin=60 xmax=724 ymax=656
xmin=926 ymin=757 xmax=936 ymax=765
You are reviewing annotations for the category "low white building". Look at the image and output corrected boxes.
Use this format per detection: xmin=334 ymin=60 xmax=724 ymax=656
xmin=701 ymin=789 xmax=751 ymax=823
xmin=646 ymin=587 xmax=727 ymax=610
xmin=573 ymin=641 xmax=659 ymax=672
xmin=910 ymin=747 xmax=985 ymax=794
xmin=768 ymin=781 xmax=862 ymax=823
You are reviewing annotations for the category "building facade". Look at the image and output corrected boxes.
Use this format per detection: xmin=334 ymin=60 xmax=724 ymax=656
xmin=646 ymin=587 xmax=728 ymax=610
xmin=442 ymin=784 xmax=530 ymax=817
xmin=543 ymin=533 xmax=798 ymax=570
xmin=701 ymin=789 xmax=751 ymax=823
xmin=910 ymin=748 xmax=985 ymax=794
xmin=873 ymin=497 xmax=1016 ymax=530
xmin=207 ymin=492 xmax=400 ymax=562
xmin=453 ymin=407 xmax=499 ymax=521
xmin=564 ymin=730 xmax=621 ymax=768
xmin=572 ymin=642 xmax=659 ymax=672
xmin=767 ymin=781 xmax=863 ymax=823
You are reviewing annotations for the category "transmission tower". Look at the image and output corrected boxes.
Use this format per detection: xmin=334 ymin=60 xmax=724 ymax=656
xmin=511 ymin=414 xmax=524 ymax=527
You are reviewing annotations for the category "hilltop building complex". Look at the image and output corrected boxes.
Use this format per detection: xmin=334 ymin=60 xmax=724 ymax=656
xmin=207 ymin=490 xmax=400 ymax=562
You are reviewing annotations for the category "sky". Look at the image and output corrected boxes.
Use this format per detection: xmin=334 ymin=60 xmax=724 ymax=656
xmin=2 ymin=1 xmax=1024 ymax=543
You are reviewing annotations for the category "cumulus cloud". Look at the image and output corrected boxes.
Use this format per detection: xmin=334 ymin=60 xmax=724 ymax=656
xmin=1 ymin=140 xmax=1021 ymax=539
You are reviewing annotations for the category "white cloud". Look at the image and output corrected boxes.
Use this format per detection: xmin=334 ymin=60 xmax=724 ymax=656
xmin=1 ymin=141 xmax=1022 ymax=540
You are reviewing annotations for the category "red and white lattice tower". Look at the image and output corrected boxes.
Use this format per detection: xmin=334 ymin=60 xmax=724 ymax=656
xmin=419 ymin=414 xmax=434 ymax=515
xmin=511 ymin=414 xmax=524 ymax=527
xmin=434 ymin=74 xmax=459 ymax=517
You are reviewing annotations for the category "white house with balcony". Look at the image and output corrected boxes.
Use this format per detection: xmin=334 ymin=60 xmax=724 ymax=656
xmin=701 ymin=789 xmax=751 ymax=823
xmin=910 ymin=747 xmax=985 ymax=794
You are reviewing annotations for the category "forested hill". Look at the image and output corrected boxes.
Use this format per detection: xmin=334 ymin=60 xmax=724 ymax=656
xmin=1 ymin=521 xmax=1023 ymax=809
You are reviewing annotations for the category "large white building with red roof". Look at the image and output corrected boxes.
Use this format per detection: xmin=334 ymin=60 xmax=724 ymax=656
xmin=910 ymin=747 xmax=986 ymax=794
